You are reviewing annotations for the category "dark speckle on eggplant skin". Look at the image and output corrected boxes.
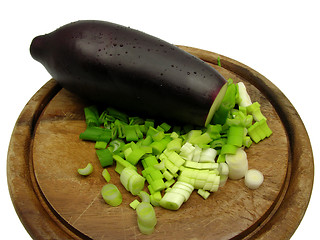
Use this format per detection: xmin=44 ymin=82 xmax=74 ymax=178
xmin=30 ymin=20 xmax=227 ymax=126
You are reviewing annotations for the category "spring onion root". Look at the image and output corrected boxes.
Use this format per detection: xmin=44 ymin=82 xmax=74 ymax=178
xmin=77 ymin=163 xmax=93 ymax=176
xmin=244 ymin=169 xmax=264 ymax=189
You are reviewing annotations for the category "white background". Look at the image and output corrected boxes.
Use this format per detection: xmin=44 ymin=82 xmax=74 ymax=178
xmin=1 ymin=0 xmax=319 ymax=239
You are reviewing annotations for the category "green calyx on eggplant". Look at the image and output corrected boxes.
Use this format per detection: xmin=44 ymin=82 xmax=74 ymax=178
xmin=30 ymin=20 xmax=227 ymax=126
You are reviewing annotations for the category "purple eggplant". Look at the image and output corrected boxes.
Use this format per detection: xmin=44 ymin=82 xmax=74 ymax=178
xmin=30 ymin=20 xmax=227 ymax=126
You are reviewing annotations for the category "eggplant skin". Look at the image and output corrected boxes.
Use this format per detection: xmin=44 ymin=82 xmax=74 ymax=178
xmin=30 ymin=20 xmax=227 ymax=126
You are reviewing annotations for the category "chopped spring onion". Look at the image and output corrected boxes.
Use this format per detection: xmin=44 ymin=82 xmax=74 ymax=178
xmin=120 ymin=167 xmax=145 ymax=195
xmin=216 ymin=154 xmax=226 ymax=163
xmin=152 ymin=130 xmax=165 ymax=142
xmin=138 ymin=191 xmax=151 ymax=203
xmin=237 ymin=82 xmax=252 ymax=107
xmin=161 ymin=154 xmax=179 ymax=175
xmin=141 ymin=135 xmax=153 ymax=146
xmin=130 ymin=199 xmax=140 ymax=209
xmin=159 ymin=122 xmax=171 ymax=132
xmin=124 ymin=125 xmax=139 ymax=142
xmin=225 ymin=148 xmax=248 ymax=180
xmin=102 ymin=168 xmax=111 ymax=182
xmin=96 ymin=148 xmax=114 ymax=167
xmin=160 ymin=181 xmax=194 ymax=210
xmin=199 ymin=148 xmax=217 ymax=163
xmin=171 ymin=181 xmax=194 ymax=202
xmin=109 ymin=139 xmax=125 ymax=153
xmin=129 ymin=116 xmax=145 ymax=125
xmin=149 ymin=169 xmax=164 ymax=181
xmin=189 ymin=132 xmax=212 ymax=145
xmin=219 ymin=175 xmax=228 ymax=187
xmin=166 ymin=138 xmax=182 ymax=152
xmin=184 ymin=161 xmax=219 ymax=170
xmin=77 ymin=163 xmax=93 ymax=176
xmin=164 ymin=150 xmax=185 ymax=167
xmin=123 ymin=147 xmax=133 ymax=159
xmin=142 ymin=156 xmax=159 ymax=168
xmin=185 ymin=130 xmax=202 ymax=143
xmin=150 ymin=194 xmax=161 ymax=207
xmin=248 ymin=118 xmax=272 ymax=143
xmin=217 ymin=56 xmax=222 ymax=67
xmin=243 ymin=136 xmax=253 ymax=148
xmin=150 ymin=136 xmax=171 ymax=155
xmin=212 ymin=79 xmax=237 ymax=125
xmin=170 ymin=131 xmax=179 ymax=139
xmin=211 ymin=138 xmax=227 ymax=149
xmin=114 ymin=119 xmax=126 ymax=139
xmin=206 ymin=124 xmax=222 ymax=140
xmin=142 ymin=163 xmax=166 ymax=192
xmin=105 ymin=107 xmax=128 ymax=123
xmin=244 ymin=169 xmax=264 ymax=189
xmin=126 ymin=148 xmax=146 ymax=165
xmin=78 ymin=79 xmax=273 ymax=235
xmin=163 ymin=170 xmax=174 ymax=181
xmin=197 ymin=189 xmax=210 ymax=199
xmin=134 ymin=125 xmax=144 ymax=139
xmin=113 ymin=155 xmax=137 ymax=174
xmin=218 ymin=162 xmax=229 ymax=176
xmin=144 ymin=119 xmax=155 ymax=129
xmin=164 ymin=178 xmax=175 ymax=188
xmin=84 ymin=105 xmax=100 ymax=127
xmin=101 ymin=184 xmax=122 ymax=207
xmin=191 ymin=145 xmax=201 ymax=162
xmin=159 ymin=191 xmax=185 ymax=210
xmin=95 ymin=141 xmax=108 ymax=149
xmin=220 ymin=144 xmax=238 ymax=155
xmin=128 ymin=174 xmax=146 ymax=196
xmin=146 ymin=126 xmax=159 ymax=137
xmin=120 ymin=168 xmax=136 ymax=191
xmin=246 ymin=102 xmax=266 ymax=122
xmin=148 ymin=185 xmax=156 ymax=195
xmin=137 ymin=219 xmax=155 ymax=235
xmin=227 ymin=126 xmax=245 ymax=147
xmin=150 ymin=179 xmax=166 ymax=192
xmin=153 ymin=161 xmax=165 ymax=171
xmin=79 ymin=127 xmax=112 ymax=142
xmin=136 ymin=202 xmax=157 ymax=234
xmin=179 ymin=142 xmax=195 ymax=160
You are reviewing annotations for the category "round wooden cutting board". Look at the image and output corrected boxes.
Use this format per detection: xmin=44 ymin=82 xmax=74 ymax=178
xmin=7 ymin=46 xmax=314 ymax=240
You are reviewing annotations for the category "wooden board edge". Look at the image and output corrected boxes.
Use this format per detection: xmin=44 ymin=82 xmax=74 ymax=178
xmin=7 ymin=46 xmax=314 ymax=240
xmin=7 ymin=80 xmax=85 ymax=240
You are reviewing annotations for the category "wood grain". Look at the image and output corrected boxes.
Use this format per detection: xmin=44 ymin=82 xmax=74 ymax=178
xmin=7 ymin=46 xmax=314 ymax=240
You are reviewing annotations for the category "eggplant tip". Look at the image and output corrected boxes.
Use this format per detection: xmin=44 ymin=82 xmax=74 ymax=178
xmin=30 ymin=35 xmax=45 ymax=61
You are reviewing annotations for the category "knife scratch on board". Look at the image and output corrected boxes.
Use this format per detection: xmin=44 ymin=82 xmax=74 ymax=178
xmin=72 ymin=192 xmax=100 ymax=225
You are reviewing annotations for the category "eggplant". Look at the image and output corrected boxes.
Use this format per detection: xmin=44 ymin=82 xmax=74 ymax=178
xmin=30 ymin=20 xmax=227 ymax=126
